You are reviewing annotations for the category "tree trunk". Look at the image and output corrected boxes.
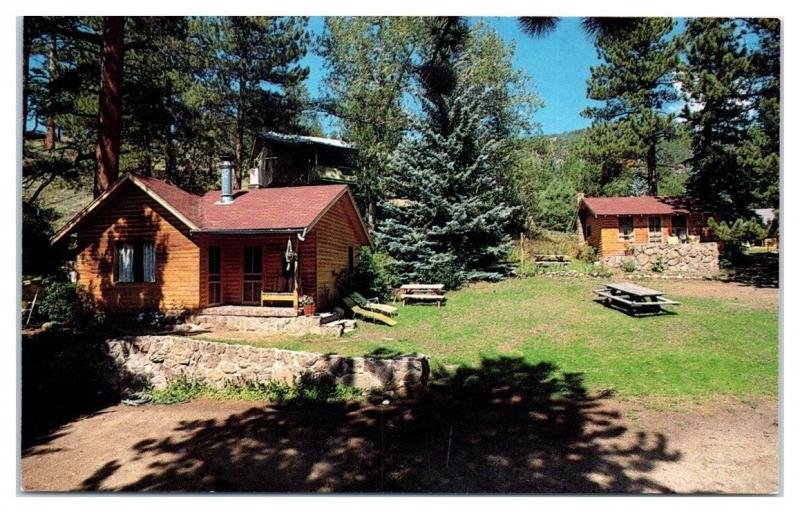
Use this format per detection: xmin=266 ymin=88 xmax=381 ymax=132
xmin=234 ymin=106 xmax=244 ymax=189
xmin=22 ymin=21 xmax=30 ymax=139
xmin=44 ymin=32 xmax=57 ymax=152
xmin=165 ymin=125 xmax=176 ymax=182
xmin=94 ymin=16 xmax=125 ymax=198
xmin=646 ymin=141 xmax=658 ymax=196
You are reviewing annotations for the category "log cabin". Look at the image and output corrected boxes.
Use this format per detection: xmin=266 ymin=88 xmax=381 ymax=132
xmin=50 ymin=159 xmax=371 ymax=314
xmin=577 ymin=195 xmax=715 ymax=258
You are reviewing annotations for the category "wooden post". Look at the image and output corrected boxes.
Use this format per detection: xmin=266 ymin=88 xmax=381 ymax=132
xmin=520 ymin=233 xmax=525 ymax=268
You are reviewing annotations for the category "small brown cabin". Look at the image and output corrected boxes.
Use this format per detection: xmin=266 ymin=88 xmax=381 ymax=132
xmin=577 ymin=195 xmax=715 ymax=258
xmin=51 ymin=171 xmax=371 ymax=314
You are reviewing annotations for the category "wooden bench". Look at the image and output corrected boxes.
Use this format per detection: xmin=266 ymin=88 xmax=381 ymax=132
xmin=400 ymin=293 xmax=446 ymax=307
xmin=594 ymin=282 xmax=680 ymax=316
xmin=533 ymin=254 xmax=571 ymax=267
xmin=261 ymin=290 xmax=299 ymax=309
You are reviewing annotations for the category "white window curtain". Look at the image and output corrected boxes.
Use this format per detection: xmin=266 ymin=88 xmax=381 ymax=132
xmin=143 ymin=242 xmax=156 ymax=282
xmin=117 ymin=243 xmax=134 ymax=282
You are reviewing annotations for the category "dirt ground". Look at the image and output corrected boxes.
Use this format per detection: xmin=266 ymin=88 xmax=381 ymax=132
xmin=651 ymin=279 xmax=779 ymax=308
xmin=21 ymin=396 xmax=778 ymax=494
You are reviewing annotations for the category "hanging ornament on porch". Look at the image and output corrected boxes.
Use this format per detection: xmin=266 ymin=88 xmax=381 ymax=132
xmin=284 ymin=239 xmax=296 ymax=271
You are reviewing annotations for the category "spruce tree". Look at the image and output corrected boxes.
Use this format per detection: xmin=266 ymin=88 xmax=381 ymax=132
xmin=376 ymin=81 xmax=518 ymax=289
xmin=680 ymin=18 xmax=754 ymax=219
xmin=583 ymin=17 xmax=681 ymax=196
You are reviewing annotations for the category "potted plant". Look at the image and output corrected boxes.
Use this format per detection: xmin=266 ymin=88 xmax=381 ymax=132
xmin=299 ymin=295 xmax=315 ymax=316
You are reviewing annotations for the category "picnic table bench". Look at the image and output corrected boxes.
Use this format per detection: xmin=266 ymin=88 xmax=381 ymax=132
xmin=594 ymin=282 xmax=680 ymax=316
xmin=533 ymin=254 xmax=571 ymax=267
xmin=398 ymin=283 xmax=446 ymax=308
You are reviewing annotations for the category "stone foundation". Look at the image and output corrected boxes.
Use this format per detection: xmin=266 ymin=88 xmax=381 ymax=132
xmin=189 ymin=313 xmax=343 ymax=336
xmin=105 ymin=336 xmax=429 ymax=394
xmin=601 ymin=242 xmax=719 ymax=277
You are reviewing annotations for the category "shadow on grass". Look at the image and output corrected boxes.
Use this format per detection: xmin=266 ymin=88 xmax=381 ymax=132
xmin=592 ymin=299 xmax=679 ymax=318
xmin=67 ymin=356 xmax=681 ymax=493
xmin=720 ymin=252 xmax=779 ymax=288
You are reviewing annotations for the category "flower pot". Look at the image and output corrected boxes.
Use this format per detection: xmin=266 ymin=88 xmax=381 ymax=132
xmin=303 ymin=304 xmax=316 ymax=316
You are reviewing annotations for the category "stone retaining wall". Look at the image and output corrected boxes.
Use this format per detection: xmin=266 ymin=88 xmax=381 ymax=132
xmin=601 ymin=242 xmax=719 ymax=277
xmin=104 ymin=336 xmax=429 ymax=394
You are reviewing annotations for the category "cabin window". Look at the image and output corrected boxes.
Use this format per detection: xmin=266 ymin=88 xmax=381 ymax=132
xmin=242 ymin=245 xmax=262 ymax=304
xmin=648 ymin=216 xmax=663 ymax=243
xmin=208 ymin=246 xmax=221 ymax=305
xmin=618 ymin=216 xmax=634 ymax=241
xmin=348 ymin=247 xmax=355 ymax=272
xmin=116 ymin=241 xmax=156 ymax=283
xmin=585 ymin=224 xmax=592 ymax=239
xmin=672 ymin=215 xmax=688 ymax=242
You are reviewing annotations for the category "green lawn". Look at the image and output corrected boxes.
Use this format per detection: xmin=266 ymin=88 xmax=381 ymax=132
xmin=204 ymin=277 xmax=778 ymax=404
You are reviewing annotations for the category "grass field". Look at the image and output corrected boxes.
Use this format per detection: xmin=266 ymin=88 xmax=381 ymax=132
xmin=201 ymin=277 xmax=779 ymax=405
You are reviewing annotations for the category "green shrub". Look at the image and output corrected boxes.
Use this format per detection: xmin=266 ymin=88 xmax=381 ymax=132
xmin=336 ymin=247 xmax=399 ymax=302
xmin=622 ymin=260 xmax=636 ymax=273
xmin=652 ymin=257 xmax=665 ymax=273
xmin=593 ymin=264 xmax=613 ymax=278
xmin=575 ymin=244 xmax=597 ymax=263
xmin=147 ymin=374 xmax=364 ymax=405
xmin=35 ymin=278 xmax=97 ymax=325
xmin=147 ymin=374 xmax=211 ymax=404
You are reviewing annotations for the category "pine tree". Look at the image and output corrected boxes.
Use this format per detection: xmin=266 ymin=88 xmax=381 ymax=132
xmin=583 ymin=17 xmax=681 ymax=196
xmin=680 ymin=18 xmax=754 ymax=219
xmin=739 ymin=18 xmax=780 ymax=210
xmin=376 ymin=82 xmax=518 ymax=289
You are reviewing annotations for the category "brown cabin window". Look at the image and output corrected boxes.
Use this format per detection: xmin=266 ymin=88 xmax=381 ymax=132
xmin=116 ymin=241 xmax=155 ymax=283
xmin=242 ymin=245 xmax=262 ymax=304
xmin=672 ymin=215 xmax=688 ymax=242
xmin=208 ymin=246 xmax=221 ymax=305
xmin=618 ymin=216 xmax=634 ymax=241
xmin=648 ymin=216 xmax=663 ymax=243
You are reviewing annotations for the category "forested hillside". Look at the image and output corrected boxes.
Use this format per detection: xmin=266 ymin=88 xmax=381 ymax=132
xmin=22 ymin=16 xmax=780 ymax=286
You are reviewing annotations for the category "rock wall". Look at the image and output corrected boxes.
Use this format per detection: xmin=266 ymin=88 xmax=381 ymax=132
xmin=104 ymin=336 xmax=429 ymax=394
xmin=602 ymin=242 xmax=719 ymax=276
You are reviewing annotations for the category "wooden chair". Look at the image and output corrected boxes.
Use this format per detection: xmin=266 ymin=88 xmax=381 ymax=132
xmin=349 ymin=292 xmax=398 ymax=316
xmin=343 ymin=297 xmax=397 ymax=326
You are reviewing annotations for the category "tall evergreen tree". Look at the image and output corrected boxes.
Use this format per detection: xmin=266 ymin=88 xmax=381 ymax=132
xmin=376 ymin=80 xmax=518 ymax=288
xmin=582 ymin=17 xmax=681 ymax=195
xmin=317 ymin=17 xmax=424 ymax=227
xmin=739 ymin=18 xmax=780 ymax=210
xmin=680 ymin=18 xmax=754 ymax=219
xmin=189 ymin=16 xmax=310 ymax=187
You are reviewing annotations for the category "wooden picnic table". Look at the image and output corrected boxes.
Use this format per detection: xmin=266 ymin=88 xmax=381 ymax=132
xmin=398 ymin=283 xmax=446 ymax=308
xmin=594 ymin=281 xmax=680 ymax=316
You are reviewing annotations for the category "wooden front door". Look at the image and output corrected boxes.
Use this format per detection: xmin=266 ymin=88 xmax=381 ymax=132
xmin=208 ymin=246 xmax=221 ymax=306
xmin=242 ymin=245 xmax=263 ymax=305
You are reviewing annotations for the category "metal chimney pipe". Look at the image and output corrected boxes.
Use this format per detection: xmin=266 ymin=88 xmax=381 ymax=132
xmin=219 ymin=156 xmax=234 ymax=204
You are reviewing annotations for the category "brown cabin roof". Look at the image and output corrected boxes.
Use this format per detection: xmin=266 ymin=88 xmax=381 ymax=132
xmin=51 ymin=174 xmax=371 ymax=246
xmin=579 ymin=196 xmax=709 ymax=217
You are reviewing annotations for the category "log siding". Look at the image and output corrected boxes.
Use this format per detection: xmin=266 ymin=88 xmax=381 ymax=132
xmin=75 ymin=182 xmax=200 ymax=312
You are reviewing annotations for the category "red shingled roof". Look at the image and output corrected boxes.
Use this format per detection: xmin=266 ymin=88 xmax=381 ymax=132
xmin=579 ymin=196 xmax=706 ymax=217
xmin=51 ymin=174 xmax=368 ymax=245
xmin=198 ymin=184 xmax=349 ymax=231
xmin=135 ymin=175 xmax=204 ymax=226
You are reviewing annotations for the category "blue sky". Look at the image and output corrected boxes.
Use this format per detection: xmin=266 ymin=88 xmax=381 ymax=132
xmin=303 ymin=16 xmax=604 ymax=136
